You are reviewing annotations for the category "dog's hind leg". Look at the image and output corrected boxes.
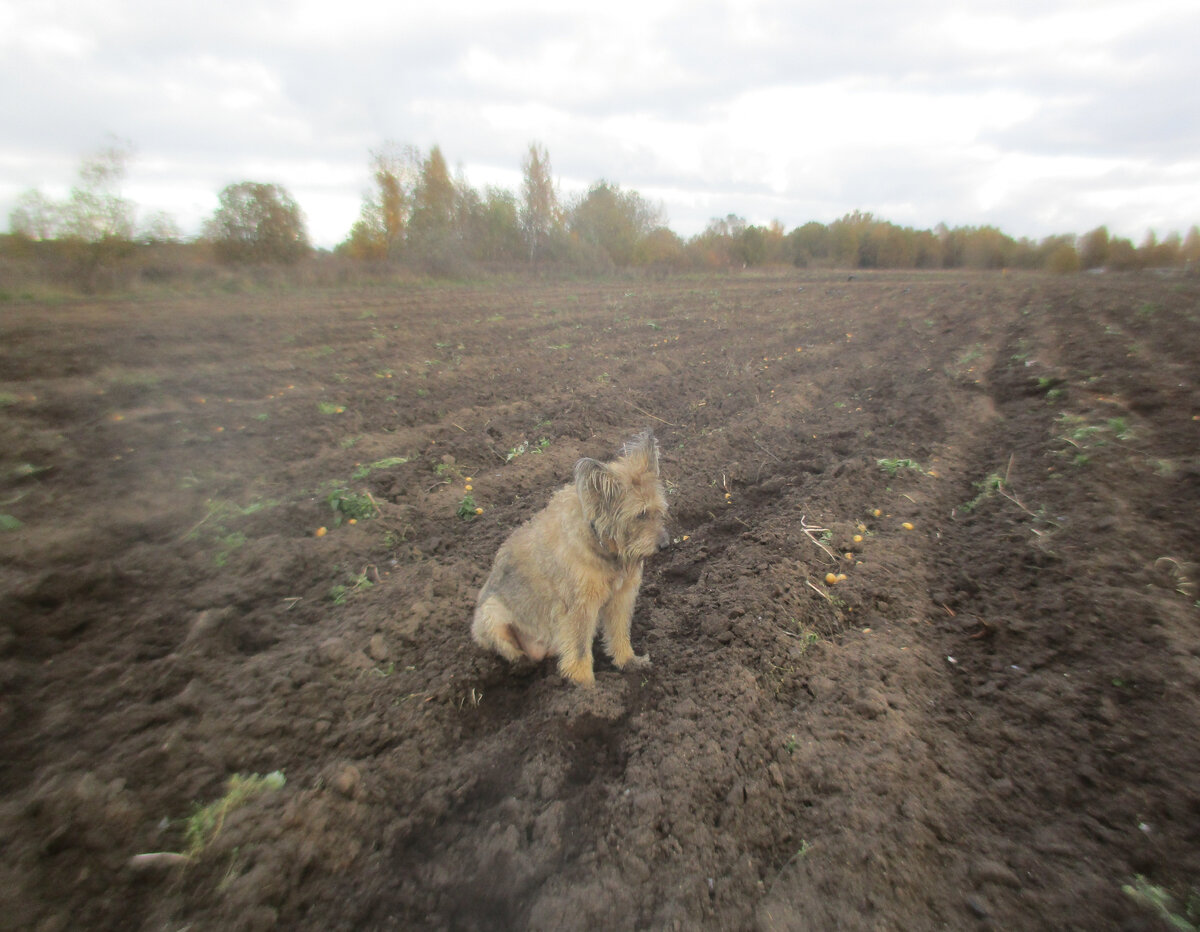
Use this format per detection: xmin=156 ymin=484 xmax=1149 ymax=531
xmin=471 ymin=599 xmax=527 ymax=664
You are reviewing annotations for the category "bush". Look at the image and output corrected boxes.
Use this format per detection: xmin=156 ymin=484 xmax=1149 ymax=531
xmin=1045 ymin=243 xmax=1081 ymax=275
xmin=205 ymin=182 xmax=310 ymax=265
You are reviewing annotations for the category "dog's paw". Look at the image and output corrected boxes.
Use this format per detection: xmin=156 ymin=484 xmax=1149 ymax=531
xmin=617 ymin=652 xmax=651 ymax=670
xmin=560 ymin=656 xmax=597 ymax=688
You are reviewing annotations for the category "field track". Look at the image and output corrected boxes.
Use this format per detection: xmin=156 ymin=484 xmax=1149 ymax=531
xmin=2 ymin=270 xmax=1198 ymax=930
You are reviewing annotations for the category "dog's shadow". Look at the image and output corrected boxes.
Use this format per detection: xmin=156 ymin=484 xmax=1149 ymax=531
xmin=462 ymin=652 xmax=644 ymax=729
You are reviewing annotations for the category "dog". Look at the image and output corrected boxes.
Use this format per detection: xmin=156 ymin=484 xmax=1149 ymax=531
xmin=471 ymin=429 xmax=670 ymax=686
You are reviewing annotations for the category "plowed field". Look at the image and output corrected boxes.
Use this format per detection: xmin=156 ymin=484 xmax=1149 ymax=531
xmin=2 ymin=271 xmax=1198 ymax=931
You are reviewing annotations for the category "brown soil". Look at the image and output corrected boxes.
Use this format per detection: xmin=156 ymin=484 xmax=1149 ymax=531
xmin=2 ymin=271 xmax=1198 ymax=931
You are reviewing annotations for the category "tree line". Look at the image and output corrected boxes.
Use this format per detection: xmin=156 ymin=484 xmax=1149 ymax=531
xmin=5 ymin=139 xmax=1199 ymax=291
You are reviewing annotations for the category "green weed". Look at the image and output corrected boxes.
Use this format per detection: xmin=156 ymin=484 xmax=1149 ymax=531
xmin=184 ymin=771 xmax=285 ymax=857
xmin=351 ymin=456 xmax=409 ymax=480
xmin=457 ymin=494 xmax=479 ymax=520
xmin=1121 ymin=876 xmax=1198 ymax=931
xmin=317 ymin=401 xmax=345 ymax=415
xmin=962 ymin=473 xmax=1007 ymax=512
xmin=329 ymin=567 xmax=377 ymax=605
xmin=12 ymin=463 xmax=51 ymax=479
xmin=507 ymin=438 xmax=550 ymax=462
xmin=877 ymin=458 xmax=924 ymax=478
xmin=326 ymin=489 xmax=378 ymax=524
xmin=213 ymin=531 xmax=246 ymax=567
xmin=1036 ymin=376 xmax=1065 ymax=402
xmin=0 ymin=514 xmax=22 ymax=531
xmin=1055 ymin=413 xmax=1132 ymax=465
xmin=186 ymin=498 xmax=280 ymax=565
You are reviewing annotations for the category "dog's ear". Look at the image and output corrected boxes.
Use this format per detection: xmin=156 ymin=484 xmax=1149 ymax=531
xmin=622 ymin=429 xmax=660 ymax=476
xmin=575 ymin=457 xmax=621 ymax=523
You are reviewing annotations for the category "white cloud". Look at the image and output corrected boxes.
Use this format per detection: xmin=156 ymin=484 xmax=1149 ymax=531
xmin=2 ymin=0 xmax=1198 ymax=247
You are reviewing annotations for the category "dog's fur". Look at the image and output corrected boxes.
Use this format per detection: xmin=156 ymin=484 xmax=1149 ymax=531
xmin=471 ymin=430 xmax=669 ymax=686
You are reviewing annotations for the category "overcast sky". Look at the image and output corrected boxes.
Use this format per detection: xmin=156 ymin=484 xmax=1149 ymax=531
xmin=3 ymin=0 xmax=1199 ymax=249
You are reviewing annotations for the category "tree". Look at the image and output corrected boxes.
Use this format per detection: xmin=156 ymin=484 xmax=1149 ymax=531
xmin=205 ymin=182 xmax=310 ymax=264
xmin=408 ymin=146 xmax=456 ymax=242
xmin=1182 ymin=225 xmax=1200 ymax=266
xmin=6 ymin=139 xmax=146 ymax=292
xmin=828 ymin=211 xmax=872 ymax=266
xmin=462 ymin=186 xmax=523 ymax=263
xmin=739 ymin=225 xmax=767 ymax=266
xmin=912 ymin=229 xmax=942 ymax=268
xmin=402 ymin=146 xmax=462 ymax=271
xmin=1041 ymin=235 xmax=1080 ymax=274
xmin=568 ymin=181 xmax=664 ymax=267
xmin=633 ymin=226 xmax=686 ymax=269
xmin=341 ymin=144 xmax=420 ymax=260
xmin=687 ymin=215 xmax=747 ymax=268
xmin=520 ymin=143 xmax=562 ymax=263
xmin=9 ymin=139 xmax=137 ymax=244
xmin=139 ymin=210 xmax=182 ymax=245
xmin=1078 ymin=226 xmax=1110 ymax=269
xmin=64 ymin=139 xmax=137 ymax=242
xmin=788 ymin=221 xmax=829 ymax=266
xmin=8 ymin=190 xmax=61 ymax=241
xmin=1106 ymin=236 xmax=1140 ymax=270
xmin=962 ymin=227 xmax=1014 ymax=269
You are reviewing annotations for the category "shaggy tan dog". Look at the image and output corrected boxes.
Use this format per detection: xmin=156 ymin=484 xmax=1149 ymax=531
xmin=471 ymin=430 xmax=669 ymax=686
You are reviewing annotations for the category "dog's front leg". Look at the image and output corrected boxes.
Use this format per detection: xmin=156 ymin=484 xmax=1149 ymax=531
xmin=601 ymin=565 xmax=650 ymax=670
xmin=557 ymin=605 xmax=599 ymax=687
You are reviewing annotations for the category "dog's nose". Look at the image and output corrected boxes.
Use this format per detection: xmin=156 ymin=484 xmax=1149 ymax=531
xmin=657 ymin=529 xmax=671 ymax=551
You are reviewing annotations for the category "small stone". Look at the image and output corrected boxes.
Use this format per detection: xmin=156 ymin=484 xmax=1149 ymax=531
xmin=128 ymin=851 xmax=190 ymax=872
xmin=701 ymin=615 xmax=731 ymax=638
xmin=318 ymin=637 xmax=348 ymax=664
xmin=853 ymin=688 xmax=889 ymax=719
xmin=183 ymin=609 xmax=233 ymax=653
xmin=971 ymin=859 xmax=1021 ymax=888
xmin=965 ymin=896 xmax=990 ymax=919
xmin=368 ymin=634 xmax=389 ymax=662
xmin=808 ymin=675 xmax=837 ymax=701
xmin=333 ymin=764 xmax=361 ymax=798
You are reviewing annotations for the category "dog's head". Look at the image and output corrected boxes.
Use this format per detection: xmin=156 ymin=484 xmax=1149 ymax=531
xmin=575 ymin=429 xmax=670 ymax=564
